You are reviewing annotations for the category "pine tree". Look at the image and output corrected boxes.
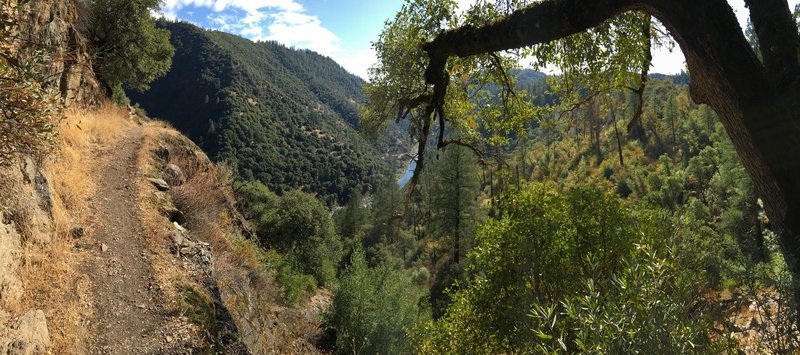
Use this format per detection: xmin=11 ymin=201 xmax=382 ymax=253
xmin=427 ymin=144 xmax=483 ymax=318
xmin=429 ymin=145 xmax=481 ymax=265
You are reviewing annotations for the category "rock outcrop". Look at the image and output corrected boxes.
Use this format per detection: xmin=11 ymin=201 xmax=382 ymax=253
xmin=163 ymin=163 xmax=187 ymax=187
xmin=20 ymin=0 xmax=103 ymax=104
xmin=0 ymin=156 xmax=56 ymax=353
xmin=0 ymin=310 xmax=51 ymax=355
xmin=0 ymin=220 xmax=23 ymax=308
xmin=147 ymin=178 xmax=170 ymax=191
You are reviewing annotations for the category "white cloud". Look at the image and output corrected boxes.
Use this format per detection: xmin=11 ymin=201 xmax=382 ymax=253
xmin=332 ymin=47 xmax=378 ymax=80
xmin=159 ymin=0 xmax=341 ymax=57
xmin=261 ymin=12 xmax=341 ymax=56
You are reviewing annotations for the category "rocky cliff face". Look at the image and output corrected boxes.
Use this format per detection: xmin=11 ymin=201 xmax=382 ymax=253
xmin=0 ymin=2 xmax=103 ymax=353
xmin=0 ymin=156 xmax=55 ymax=355
xmin=20 ymin=0 xmax=102 ymax=104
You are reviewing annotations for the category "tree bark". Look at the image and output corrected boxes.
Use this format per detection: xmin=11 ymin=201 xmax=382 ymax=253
xmin=627 ymin=15 xmax=651 ymax=139
xmin=423 ymin=0 xmax=800 ymax=317
xmin=610 ymin=102 xmax=625 ymax=167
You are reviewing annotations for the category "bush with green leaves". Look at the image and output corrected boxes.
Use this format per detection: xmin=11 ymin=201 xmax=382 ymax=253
xmin=274 ymin=257 xmax=317 ymax=307
xmin=236 ymin=182 xmax=342 ymax=286
xmin=326 ymin=247 xmax=421 ymax=354
xmin=0 ymin=1 xmax=61 ymax=164
xmin=88 ymin=0 xmax=174 ymax=92
xmin=529 ymin=242 xmax=716 ymax=353
xmin=412 ymin=183 xmax=718 ymax=353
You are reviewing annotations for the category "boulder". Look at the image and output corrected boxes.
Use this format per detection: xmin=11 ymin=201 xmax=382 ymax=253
xmin=146 ymin=178 xmax=170 ymax=191
xmin=16 ymin=310 xmax=50 ymax=347
xmin=163 ymin=164 xmax=186 ymax=186
xmin=0 ymin=224 xmax=23 ymax=307
xmin=170 ymin=232 xmax=185 ymax=247
xmin=1 ymin=310 xmax=51 ymax=355
xmin=169 ymin=233 xmax=213 ymax=267
xmin=173 ymin=222 xmax=187 ymax=233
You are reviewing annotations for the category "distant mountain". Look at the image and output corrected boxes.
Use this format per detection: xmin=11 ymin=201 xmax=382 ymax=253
xmin=129 ymin=21 xmax=397 ymax=205
xmin=648 ymin=71 xmax=690 ymax=85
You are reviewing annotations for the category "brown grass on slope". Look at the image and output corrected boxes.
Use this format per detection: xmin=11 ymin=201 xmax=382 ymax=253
xmin=135 ymin=122 xmax=326 ymax=354
xmin=11 ymin=103 xmax=136 ymax=353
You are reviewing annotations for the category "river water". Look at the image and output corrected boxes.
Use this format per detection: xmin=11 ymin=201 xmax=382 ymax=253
xmin=397 ymin=159 xmax=416 ymax=188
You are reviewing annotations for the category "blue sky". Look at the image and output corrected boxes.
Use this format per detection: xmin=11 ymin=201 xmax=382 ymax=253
xmin=159 ymin=0 xmax=411 ymax=79
xmin=159 ymin=0 xmax=797 ymax=79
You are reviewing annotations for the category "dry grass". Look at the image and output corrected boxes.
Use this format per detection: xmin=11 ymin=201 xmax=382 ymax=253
xmin=134 ymin=122 xmax=187 ymax=315
xmin=133 ymin=124 xmax=234 ymax=351
xmin=132 ymin=124 xmax=324 ymax=353
xmin=15 ymin=102 xmax=136 ymax=353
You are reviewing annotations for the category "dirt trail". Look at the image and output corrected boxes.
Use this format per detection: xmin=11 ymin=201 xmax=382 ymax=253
xmin=79 ymin=125 xmax=169 ymax=354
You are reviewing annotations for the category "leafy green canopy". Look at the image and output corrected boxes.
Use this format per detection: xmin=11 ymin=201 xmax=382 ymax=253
xmin=88 ymin=0 xmax=174 ymax=91
xmin=411 ymin=183 xmax=715 ymax=353
xmin=364 ymin=0 xmax=659 ymax=184
xmin=326 ymin=247 xmax=420 ymax=355
xmin=236 ymin=182 xmax=342 ymax=286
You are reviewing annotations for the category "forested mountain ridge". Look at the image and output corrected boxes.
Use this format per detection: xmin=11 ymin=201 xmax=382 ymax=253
xmin=128 ymin=21 xmax=395 ymax=205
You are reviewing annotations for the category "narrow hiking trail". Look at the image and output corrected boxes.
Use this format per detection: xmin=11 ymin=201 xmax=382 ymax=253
xmin=78 ymin=124 xmax=170 ymax=354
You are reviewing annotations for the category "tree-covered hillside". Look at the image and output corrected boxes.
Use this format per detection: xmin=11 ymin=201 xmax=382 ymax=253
xmin=128 ymin=21 xmax=397 ymax=205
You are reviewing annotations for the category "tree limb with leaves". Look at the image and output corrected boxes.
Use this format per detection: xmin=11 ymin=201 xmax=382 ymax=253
xmin=366 ymin=0 xmax=800 ymax=318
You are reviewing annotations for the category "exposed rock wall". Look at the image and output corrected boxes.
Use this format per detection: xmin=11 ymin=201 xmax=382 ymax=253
xmin=21 ymin=0 xmax=103 ymax=105
xmin=0 ymin=2 xmax=100 ymax=352
xmin=0 ymin=156 xmax=55 ymax=354
xmin=0 ymin=310 xmax=51 ymax=355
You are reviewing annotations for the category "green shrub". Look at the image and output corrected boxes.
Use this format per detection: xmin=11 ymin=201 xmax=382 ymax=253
xmin=326 ymin=248 xmax=420 ymax=354
xmin=261 ymin=189 xmax=342 ymax=286
xmin=412 ymin=183 xmax=717 ymax=353
xmin=177 ymin=282 xmax=220 ymax=349
xmin=411 ymin=266 xmax=430 ymax=285
xmin=275 ymin=260 xmax=317 ymax=307
xmin=236 ymin=182 xmax=343 ymax=287
xmin=529 ymin=243 xmax=715 ymax=353
xmin=109 ymin=82 xmax=130 ymax=106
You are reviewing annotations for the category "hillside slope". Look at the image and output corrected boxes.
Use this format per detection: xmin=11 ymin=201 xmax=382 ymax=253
xmin=128 ymin=21 xmax=396 ymax=205
xmin=0 ymin=105 xmax=331 ymax=353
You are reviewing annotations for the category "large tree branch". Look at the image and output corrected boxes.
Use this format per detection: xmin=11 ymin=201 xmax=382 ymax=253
xmin=419 ymin=0 xmax=778 ymax=196
xmin=423 ymin=0 xmax=640 ymax=86
xmin=419 ymin=0 xmax=793 ymax=212
xmin=396 ymin=94 xmax=430 ymax=122
xmin=439 ymin=139 xmax=488 ymax=166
